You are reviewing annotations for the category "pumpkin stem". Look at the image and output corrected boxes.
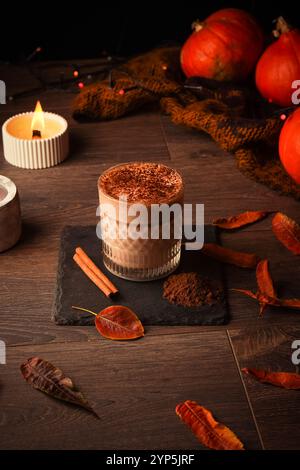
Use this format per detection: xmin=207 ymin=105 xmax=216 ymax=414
xmin=273 ymin=16 xmax=292 ymax=38
xmin=192 ymin=20 xmax=204 ymax=33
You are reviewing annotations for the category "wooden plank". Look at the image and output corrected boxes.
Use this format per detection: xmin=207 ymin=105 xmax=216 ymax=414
xmin=0 ymin=107 xmax=169 ymax=164
xmin=0 ymin=93 xmax=299 ymax=346
xmin=0 ymin=180 xmax=298 ymax=346
xmin=229 ymin=326 xmax=300 ymax=450
xmin=69 ymin=110 xmax=170 ymax=161
xmin=0 ymin=69 xmax=299 ymax=331
xmin=0 ymin=331 xmax=261 ymax=449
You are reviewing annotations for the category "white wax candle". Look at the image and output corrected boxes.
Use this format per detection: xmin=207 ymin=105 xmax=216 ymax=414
xmin=0 ymin=176 xmax=21 ymax=252
xmin=2 ymin=112 xmax=69 ymax=169
xmin=6 ymin=113 xmax=65 ymax=140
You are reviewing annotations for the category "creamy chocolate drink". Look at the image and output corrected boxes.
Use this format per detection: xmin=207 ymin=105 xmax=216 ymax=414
xmin=98 ymin=162 xmax=184 ymax=281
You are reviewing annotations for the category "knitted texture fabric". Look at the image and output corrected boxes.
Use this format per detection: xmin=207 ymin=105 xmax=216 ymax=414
xmin=72 ymin=47 xmax=300 ymax=200
xmin=73 ymin=47 xmax=183 ymax=120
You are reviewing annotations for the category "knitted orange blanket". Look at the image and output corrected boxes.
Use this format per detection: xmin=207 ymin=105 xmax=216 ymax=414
xmin=73 ymin=47 xmax=300 ymax=200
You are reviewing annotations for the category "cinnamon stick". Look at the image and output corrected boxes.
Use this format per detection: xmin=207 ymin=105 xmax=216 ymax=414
xmin=73 ymin=253 xmax=112 ymax=298
xmin=75 ymin=247 xmax=118 ymax=295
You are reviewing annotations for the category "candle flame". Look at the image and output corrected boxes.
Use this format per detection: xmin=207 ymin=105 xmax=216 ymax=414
xmin=31 ymin=100 xmax=45 ymax=134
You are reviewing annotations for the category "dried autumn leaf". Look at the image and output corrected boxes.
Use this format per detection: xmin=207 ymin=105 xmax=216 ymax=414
xmin=231 ymin=288 xmax=260 ymax=301
xmin=255 ymin=259 xmax=277 ymax=315
xmin=21 ymin=357 xmax=98 ymax=417
xmin=202 ymin=243 xmax=260 ymax=268
xmin=272 ymin=212 xmax=300 ymax=255
xmin=213 ymin=211 xmax=268 ymax=230
xmin=232 ymin=259 xmax=300 ymax=315
xmin=96 ymin=305 xmax=144 ymax=340
xmin=279 ymin=298 xmax=300 ymax=309
xmin=72 ymin=305 xmax=144 ymax=340
xmin=256 ymin=259 xmax=277 ymax=299
xmin=176 ymin=400 xmax=244 ymax=450
xmin=242 ymin=368 xmax=300 ymax=390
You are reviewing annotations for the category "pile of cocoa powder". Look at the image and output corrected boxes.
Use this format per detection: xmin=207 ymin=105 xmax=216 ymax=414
xmin=163 ymin=272 xmax=222 ymax=308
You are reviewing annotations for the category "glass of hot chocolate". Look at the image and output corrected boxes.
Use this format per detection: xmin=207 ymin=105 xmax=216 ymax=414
xmin=98 ymin=162 xmax=184 ymax=281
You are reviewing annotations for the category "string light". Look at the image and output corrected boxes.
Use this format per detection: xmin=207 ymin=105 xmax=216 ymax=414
xmin=118 ymin=89 xmax=125 ymax=95
xmin=73 ymin=70 xmax=79 ymax=78
xmin=26 ymin=46 xmax=43 ymax=62
xmin=162 ymin=64 xmax=168 ymax=71
xmin=280 ymin=113 xmax=287 ymax=121
xmin=78 ymin=82 xmax=84 ymax=89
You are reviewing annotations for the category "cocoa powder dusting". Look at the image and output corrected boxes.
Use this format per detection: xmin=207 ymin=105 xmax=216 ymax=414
xmin=163 ymin=272 xmax=222 ymax=308
xmin=100 ymin=162 xmax=183 ymax=204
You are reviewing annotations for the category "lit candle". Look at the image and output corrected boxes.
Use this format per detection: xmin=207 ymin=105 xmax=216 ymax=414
xmin=2 ymin=101 xmax=69 ymax=169
xmin=31 ymin=100 xmax=44 ymax=139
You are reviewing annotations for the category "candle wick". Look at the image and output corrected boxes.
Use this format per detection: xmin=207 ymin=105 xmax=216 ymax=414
xmin=32 ymin=129 xmax=42 ymax=139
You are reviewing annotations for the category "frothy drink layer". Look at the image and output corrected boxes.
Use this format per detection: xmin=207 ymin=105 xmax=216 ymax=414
xmin=99 ymin=162 xmax=183 ymax=205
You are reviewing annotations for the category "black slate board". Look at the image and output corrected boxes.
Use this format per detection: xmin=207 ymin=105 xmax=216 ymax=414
xmin=52 ymin=225 xmax=229 ymax=326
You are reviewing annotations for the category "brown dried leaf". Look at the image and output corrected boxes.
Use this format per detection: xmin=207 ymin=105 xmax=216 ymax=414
xmin=176 ymin=400 xmax=244 ymax=450
xmin=21 ymin=357 xmax=98 ymax=417
xmin=242 ymin=368 xmax=300 ymax=389
xmin=213 ymin=211 xmax=268 ymax=230
xmin=272 ymin=212 xmax=300 ymax=255
xmin=202 ymin=243 xmax=260 ymax=268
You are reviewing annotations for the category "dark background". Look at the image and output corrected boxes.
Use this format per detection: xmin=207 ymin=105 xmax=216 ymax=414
xmin=1 ymin=1 xmax=299 ymax=61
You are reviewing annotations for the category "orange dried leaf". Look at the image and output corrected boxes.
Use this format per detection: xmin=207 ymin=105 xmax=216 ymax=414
xmin=72 ymin=305 xmax=144 ymax=340
xmin=232 ymin=260 xmax=300 ymax=316
xmin=176 ymin=400 xmax=244 ymax=450
xmin=232 ymin=289 xmax=275 ymax=316
xmin=256 ymin=259 xmax=277 ymax=298
xmin=232 ymin=288 xmax=300 ymax=316
xmin=272 ymin=212 xmax=300 ymax=255
xmin=231 ymin=288 xmax=258 ymax=300
xmin=255 ymin=292 xmax=281 ymax=307
xmin=95 ymin=305 xmax=144 ymax=340
xmin=202 ymin=243 xmax=260 ymax=268
xmin=279 ymin=298 xmax=300 ymax=309
xmin=242 ymin=368 xmax=300 ymax=390
xmin=213 ymin=211 xmax=268 ymax=230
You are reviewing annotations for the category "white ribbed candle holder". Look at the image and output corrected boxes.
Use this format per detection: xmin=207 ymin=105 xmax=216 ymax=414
xmin=2 ymin=112 xmax=69 ymax=169
xmin=0 ymin=175 xmax=21 ymax=252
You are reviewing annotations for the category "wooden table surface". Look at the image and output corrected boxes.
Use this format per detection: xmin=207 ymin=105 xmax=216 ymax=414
xmin=0 ymin=61 xmax=299 ymax=450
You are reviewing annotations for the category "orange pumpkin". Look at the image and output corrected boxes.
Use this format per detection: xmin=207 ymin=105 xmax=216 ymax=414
xmin=256 ymin=17 xmax=300 ymax=106
xmin=181 ymin=8 xmax=264 ymax=81
xmin=279 ymin=107 xmax=300 ymax=184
